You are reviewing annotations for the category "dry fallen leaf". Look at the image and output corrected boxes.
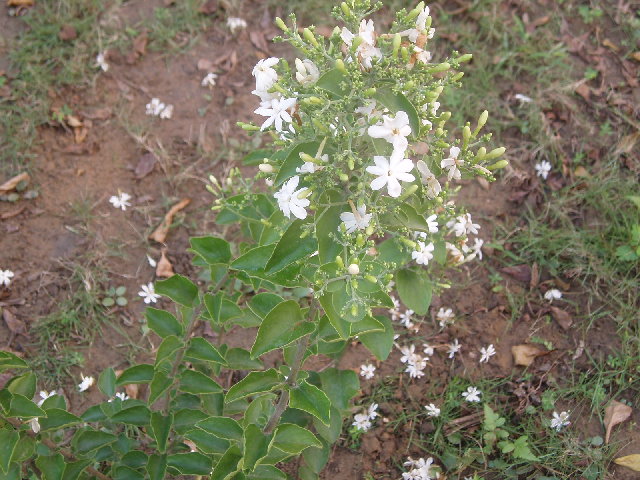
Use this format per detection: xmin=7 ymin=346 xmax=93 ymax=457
xmin=511 ymin=344 xmax=545 ymax=367
xmin=198 ymin=0 xmax=218 ymax=15
xmin=614 ymin=454 xmax=640 ymax=472
xmin=66 ymin=115 xmax=83 ymax=128
xmin=156 ymin=249 xmax=175 ymax=278
xmin=124 ymin=383 xmax=139 ymax=400
xmin=575 ymin=83 xmax=591 ymax=101
xmin=135 ymin=152 xmax=157 ymax=179
xmin=500 ymin=264 xmax=532 ymax=283
xmin=550 ymin=306 xmax=572 ymax=330
xmin=81 ymin=107 xmax=112 ymax=120
xmin=614 ymin=132 xmax=640 ymax=156
xmin=58 ymin=24 xmax=77 ymax=41
xmin=149 ymin=198 xmax=191 ymax=243
xmin=604 ymin=400 xmax=632 ymax=444
xmin=7 ymin=0 xmax=34 ymax=5
xmin=2 ymin=308 xmax=26 ymax=335
xmin=0 ymin=172 xmax=29 ymax=194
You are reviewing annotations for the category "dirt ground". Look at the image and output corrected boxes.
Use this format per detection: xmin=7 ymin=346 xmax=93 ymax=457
xmin=1 ymin=0 xmax=639 ymax=478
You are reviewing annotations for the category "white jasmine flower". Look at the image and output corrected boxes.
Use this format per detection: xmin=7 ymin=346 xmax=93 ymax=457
xmin=96 ymin=52 xmax=109 ymax=72
xmin=424 ymin=403 xmax=440 ymax=417
xmin=147 ymin=255 xmax=157 ymax=268
xmin=294 ymin=58 xmax=320 ymax=86
xmin=252 ymin=87 xmax=279 ymax=103
xmin=159 ymin=104 xmax=173 ymax=119
xmin=389 ymin=296 xmax=401 ymax=321
xmin=37 ymin=390 xmax=56 ymax=407
xmin=138 ymin=282 xmax=160 ymax=304
xmin=201 ymin=72 xmax=218 ymax=88
xmin=29 ymin=418 xmax=40 ymax=434
xmin=355 ymin=99 xmax=379 ymax=119
xmin=347 ymin=264 xmax=360 ymax=275
xmin=399 ymin=344 xmax=418 ymax=364
xmin=296 ymin=153 xmax=327 ymax=174
xmin=367 ymin=403 xmax=379 ymax=420
xmin=366 ymin=150 xmax=415 ymax=198
xmin=550 ymin=411 xmax=571 ymax=431
xmin=398 ymin=310 xmax=415 ymax=329
xmin=340 ymin=204 xmax=372 ymax=234
xmin=544 ymin=289 xmax=563 ymax=302
xmin=416 ymin=160 xmax=442 ymax=198
xmin=441 ymin=146 xmax=463 ymax=181
xmin=367 ymin=110 xmax=412 ymax=152
xmin=468 ymin=237 xmax=484 ymax=261
xmin=146 ymin=98 xmax=165 ymax=116
xmin=462 ymin=386 xmax=482 ymax=403
xmin=423 ymin=344 xmax=434 ymax=357
xmin=252 ymin=57 xmax=279 ymax=92
xmin=108 ymin=392 xmax=130 ymax=402
xmin=352 ymin=412 xmax=371 ymax=431
xmin=447 ymin=339 xmax=461 ymax=358
xmin=413 ymin=46 xmax=432 ymax=65
xmin=0 ymin=269 xmax=15 ymax=287
xmin=360 ymin=364 xmax=376 ymax=379
xmin=426 ymin=214 xmax=439 ymax=233
xmin=446 ymin=242 xmax=466 ymax=264
xmin=405 ymin=356 xmax=427 ymax=378
xmin=341 ymin=19 xmax=383 ymax=69
xmin=78 ymin=373 xmax=94 ymax=392
xmin=452 ymin=213 xmax=480 ymax=237
xmin=109 ymin=192 xmax=132 ymax=211
xmin=535 ymin=161 xmax=552 ymax=179
xmin=437 ymin=307 xmax=455 ymax=328
xmin=479 ymin=344 xmax=496 ymax=363
xmin=254 ymin=97 xmax=297 ymax=132
xmin=515 ymin=93 xmax=533 ymax=103
xmin=412 ymin=241 xmax=434 ymax=266
xmin=226 ymin=16 xmax=247 ymax=33
xmin=399 ymin=5 xmax=431 ymax=43
xmin=273 ymin=176 xmax=310 ymax=220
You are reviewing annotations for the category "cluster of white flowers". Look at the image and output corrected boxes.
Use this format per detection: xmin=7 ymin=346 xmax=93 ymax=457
xmin=109 ymin=191 xmax=132 ymax=211
xmin=399 ymin=344 xmax=429 ymax=379
xmin=402 ymin=456 xmax=437 ymax=480
xmin=145 ymin=98 xmax=173 ymax=119
xmin=138 ymin=282 xmax=160 ymax=304
xmin=444 ymin=213 xmax=484 ymax=265
xmin=0 ymin=269 xmax=15 ymax=287
xmin=352 ymin=403 xmax=378 ymax=431
xmin=78 ymin=373 xmax=95 ymax=392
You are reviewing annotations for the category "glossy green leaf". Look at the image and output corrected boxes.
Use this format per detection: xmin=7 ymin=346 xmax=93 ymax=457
xmin=39 ymin=409 xmax=81 ymax=432
xmin=196 ymin=416 xmax=243 ymax=441
xmin=146 ymin=454 xmax=167 ymax=480
xmin=148 ymin=370 xmax=172 ymax=405
xmin=251 ymin=300 xmax=313 ymax=358
xmin=243 ymin=394 xmax=275 ymax=429
xmin=61 ymin=460 xmax=91 ymax=480
xmin=155 ymin=275 xmax=198 ymax=307
xmin=396 ymin=269 xmax=432 ymax=315
xmin=273 ymin=142 xmax=319 ymax=187
xmin=111 ymin=406 xmax=150 ymax=426
xmin=374 ymin=87 xmax=421 ymax=136
xmin=231 ymin=244 xmax=275 ymax=272
xmin=0 ymin=352 xmax=28 ymax=371
xmin=184 ymin=429 xmax=229 ymax=454
xmin=301 ymin=442 xmax=329 ymax=474
xmin=6 ymin=372 xmax=36 ymax=398
xmin=225 ymin=348 xmax=263 ymax=370
xmin=185 ymin=337 xmax=226 ymax=365
xmin=173 ymin=409 xmax=209 ymax=435
xmin=7 ymin=394 xmax=45 ymax=418
xmin=265 ymin=220 xmax=317 ymax=273
xmin=35 ymin=454 xmax=64 ymax=480
xmin=113 ymin=465 xmax=144 ymax=480
xmin=243 ymin=424 xmax=272 ymax=472
xmin=359 ymin=315 xmax=395 ymax=361
xmin=179 ymin=370 xmax=222 ymax=394
xmin=11 ymin=436 xmax=34 ymax=462
xmin=248 ymin=465 xmax=287 ymax=480
xmin=318 ymin=294 xmax=350 ymax=340
xmin=273 ymin=424 xmax=321 ymax=454
xmin=226 ymin=369 xmax=280 ymax=403
xmin=319 ymin=368 xmax=359 ymax=411
xmin=145 ymin=308 xmax=183 ymax=338
xmin=75 ymin=431 xmax=117 ymax=454
xmin=116 ymin=364 xmax=154 ymax=385
xmin=313 ymin=406 xmax=343 ymax=444
xmin=98 ymin=367 xmax=116 ymax=398
xmin=290 ymin=381 xmax=331 ymax=425
xmin=189 ymin=236 xmax=231 ymax=265
xmin=316 ymin=68 xmax=348 ymax=96
xmin=167 ymin=452 xmax=212 ymax=475
xmin=121 ymin=451 xmax=148 ymax=468
xmin=0 ymin=429 xmax=19 ymax=474
xmin=155 ymin=336 xmax=183 ymax=366
xmin=211 ymin=447 xmax=241 ymax=480
xmin=203 ymin=292 xmax=242 ymax=324
xmin=315 ymin=190 xmax=343 ymax=265
xmin=248 ymin=292 xmax=284 ymax=319
xmin=81 ymin=405 xmax=107 ymax=422
xmin=149 ymin=412 xmax=172 ymax=453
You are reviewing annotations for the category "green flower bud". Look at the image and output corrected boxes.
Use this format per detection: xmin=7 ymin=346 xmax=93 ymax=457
xmin=487 ymin=159 xmax=509 ymax=171
xmin=275 ymin=17 xmax=288 ymax=32
xmin=259 ymin=163 xmax=274 ymax=173
xmin=350 ymin=278 xmax=358 ymax=290
xmin=363 ymin=87 xmax=377 ymax=97
xmin=260 ymin=218 xmax=272 ymax=227
xmin=439 ymin=111 xmax=452 ymax=122
xmin=428 ymin=62 xmax=450 ymax=73
xmin=347 ymin=156 xmax=355 ymax=170
xmin=400 ymin=237 xmax=417 ymax=249
xmin=458 ymin=53 xmax=473 ymax=63
xmin=356 ymin=234 xmax=365 ymax=248
xmin=475 ymin=110 xmax=488 ymax=136
xmin=401 ymin=46 xmax=409 ymax=63
xmin=335 ymin=255 xmax=344 ymax=269
xmin=365 ymin=225 xmax=374 ymax=236
xmin=484 ymin=147 xmax=506 ymax=161
xmin=237 ymin=121 xmax=260 ymax=131
xmin=340 ymin=2 xmax=351 ymax=16
xmin=303 ymin=28 xmax=319 ymax=47
xmin=405 ymin=80 xmax=415 ymax=89
xmin=351 ymin=304 xmax=358 ymax=317
xmin=474 ymin=146 xmax=487 ymax=163
xmin=398 ymin=184 xmax=418 ymax=201
xmin=384 ymin=273 xmax=394 ymax=283
xmin=332 ymin=26 xmax=341 ymax=37
xmin=339 ymin=173 xmax=349 ymax=182
xmin=364 ymin=274 xmax=378 ymax=284
xmin=297 ymin=188 xmax=312 ymax=199
xmin=392 ymin=33 xmax=401 ymax=59
xmin=451 ymin=72 xmax=464 ymax=82
xmin=462 ymin=125 xmax=471 ymax=149
xmin=302 ymin=96 xmax=324 ymax=106
xmin=407 ymin=2 xmax=424 ymax=21
xmin=335 ymin=58 xmax=347 ymax=73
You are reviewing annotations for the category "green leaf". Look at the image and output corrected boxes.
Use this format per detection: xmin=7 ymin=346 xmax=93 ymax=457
xmin=226 ymin=369 xmax=280 ymax=403
xmin=274 ymin=142 xmax=319 ymax=187
xmin=273 ymin=424 xmax=322 ymax=454
xmin=40 ymin=394 xmax=66 ymax=411
xmin=248 ymin=293 xmax=284 ymax=319
xmin=396 ymin=269 xmax=432 ymax=315
xmin=185 ymin=337 xmax=226 ymax=365
xmin=359 ymin=315 xmax=395 ymax=361
xmin=111 ymin=406 xmax=151 ymax=426
xmin=35 ymin=454 xmax=64 ymax=480
xmin=145 ymin=308 xmax=183 ymax=338
xmin=0 ymin=352 xmax=28 ymax=371
xmin=116 ymin=364 xmax=154 ymax=385
xmin=301 ymin=442 xmax=329 ymax=474
xmin=146 ymin=454 xmax=167 ymax=480
xmin=511 ymin=436 xmax=539 ymax=461
xmin=121 ymin=451 xmax=148 ymax=468
xmin=7 ymin=394 xmax=45 ymax=418
xmin=148 ymin=370 xmax=173 ymax=405
xmin=231 ymin=244 xmax=275 ymax=272
xmin=62 ymin=460 xmax=92 ymax=480
xmin=197 ymin=416 xmax=243 ymax=441
xmin=179 ymin=370 xmax=222 ymax=394
xmin=189 ymin=236 xmax=231 ymax=265
xmin=225 ymin=348 xmax=264 ymax=370
xmin=316 ymin=68 xmax=348 ymax=96
xmin=315 ymin=190 xmax=343 ymax=265
xmin=248 ymin=465 xmax=287 ymax=480
xmin=167 ymin=452 xmax=212 ymax=475
xmin=12 ymin=436 xmax=35 ymax=462
xmin=75 ymin=430 xmax=117 ymax=454
xmin=184 ymin=429 xmax=229 ymax=454
xmin=290 ymin=381 xmax=331 ymax=425
xmin=6 ymin=372 xmax=36 ymax=398
xmin=243 ymin=424 xmax=272 ymax=472
xmin=155 ymin=336 xmax=183 ymax=366
xmin=251 ymin=300 xmax=313 ymax=358
xmin=318 ymin=368 xmax=359 ymax=411
xmin=113 ymin=465 xmax=144 ymax=480
xmin=173 ymin=409 xmax=209 ymax=434
xmin=265 ymin=220 xmax=317 ymax=273
xmin=0 ymin=429 xmax=19 ymax=474
xmin=242 ymin=149 xmax=273 ymax=166
xmin=155 ymin=275 xmax=198 ymax=307
xmin=318 ymin=294 xmax=350 ymax=340
xmin=374 ymin=87 xmax=421 ymax=136
xmin=81 ymin=405 xmax=107 ymax=422
xmin=98 ymin=367 xmax=116 ymax=398
xmin=150 ymin=412 xmax=172 ymax=453
xmin=211 ymin=447 xmax=242 ymax=480
xmin=313 ymin=406 xmax=343 ymax=444
xmin=39 ymin=409 xmax=81 ymax=432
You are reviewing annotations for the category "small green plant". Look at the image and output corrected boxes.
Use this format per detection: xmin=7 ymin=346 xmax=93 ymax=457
xmin=101 ymin=285 xmax=128 ymax=307
xmin=577 ymin=5 xmax=603 ymax=24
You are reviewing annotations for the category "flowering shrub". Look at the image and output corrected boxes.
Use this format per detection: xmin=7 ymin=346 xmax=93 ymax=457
xmin=0 ymin=1 xmax=505 ymax=478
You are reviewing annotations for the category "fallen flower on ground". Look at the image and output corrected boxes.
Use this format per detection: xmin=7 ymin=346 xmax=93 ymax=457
xmin=479 ymin=344 xmax=496 ymax=363
xmin=138 ymin=282 xmax=160 ymax=304
xmin=424 ymin=403 xmax=440 ymax=417
xmin=550 ymin=411 xmax=571 ymax=431
xmin=462 ymin=386 xmax=482 ymax=403
xmin=201 ymin=72 xmax=218 ymax=88
xmin=535 ymin=160 xmax=551 ymax=179
xmin=109 ymin=192 xmax=132 ymax=211
xmin=360 ymin=364 xmax=376 ymax=379
xmin=544 ymin=288 xmax=563 ymax=302
xmin=0 ymin=269 xmax=14 ymax=287
xmin=78 ymin=373 xmax=94 ymax=392
xmin=447 ymin=339 xmax=461 ymax=358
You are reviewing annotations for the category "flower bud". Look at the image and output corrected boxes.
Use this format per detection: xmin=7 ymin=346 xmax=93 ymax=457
xmin=363 ymin=87 xmax=376 ymax=97
xmin=347 ymin=264 xmax=360 ymax=275
xmin=392 ymin=33 xmax=401 ymax=58
xmin=237 ymin=121 xmax=260 ymax=131
xmin=428 ymin=62 xmax=450 ymax=73
xmin=356 ymin=234 xmax=365 ymax=248
xmin=335 ymin=58 xmax=347 ymax=73
xmin=405 ymin=80 xmax=415 ymax=89
xmin=484 ymin=147 xmax=506 ymax=161
xmin=302 ymin=96 xmax=323 ymax=106
xmin=260 ymin=218 xmax=272 ymax=227
xmin=462 ymin=125 xmax=471 ymax=149
xmin=451 ymin=72 xmax=464 ymax=82
xmin=351 ymin=304 xmax=358 ymax=317
xmin=339 ymin=173 xmax=349 ymax=182
xmin=475 ymin=110 xmax=488 ymax=136
xmin=347 ymin=156 xmax=355 ymax=170
xmin=340 ymin=2 xmax=351 ymax=16
xmin=335 ymin=255 xmax=344 ymax=269
xmin=458 ymin=53 xmax=473 ymax=63
xmin=474 ymin=146 xmax=487 ymax=163
xmin=401 ymin=46 xmax=409 ymax=63
xmin=365 ymin=225 xmax=374 ymax=236
xmin=400 ymin=237 xmax=417 ymax=249
xmin=406 ymin=2 xmax=424 ymax=21
xmin=398 ymin=184 xmax=418 ymax=201
xmin=487 ymin=159 xmax=509 ymax=171
xmin=275 ymin=17 xmax=288 ymax=32
xmin=438 ymin=111 xmax=452 ymax=122
xmin=364 ymin=274 xmax=378 ymax=284
xmin=297 ymin=188 xmax=312 ymax=199
xmin=303 ymin=28 xmax=319 ymax=47
xmin=259 ymin=163 xmax=274 ymax=173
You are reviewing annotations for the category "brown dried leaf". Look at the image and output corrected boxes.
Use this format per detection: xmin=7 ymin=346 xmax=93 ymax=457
xmin=614 ymin=132 xmax=640 ymax=156
xmin=198 ymin=0 xmax=218 ymax=15
xmin=197 ymin=58 xmax=214 ymax=71
xmin=530 ymin=262 xmax=539 ymax=289
xmin=135 ymin=152 xmax=157 ymax=179
xmin=604 ymin=400 xmax=632 ymax=444
xmin=156 ymin=249 xmax=175 ymax=278
xmin=81 ymin=107 xmax=112 ymax=120
xmin=59 ymin=24 xmax=77 ymax=41
xmin=500 ymin=264 xmax=532 ymax=283
xmin=7 ymin=0 xmax=33 ymax=5
xmin=74 ymin=127 xmax=89 ymax=144
xmin=525 ymin=15 xmax=550 ymax=34
xmin=0 ymin=172 xmax=29 ymax=194
xmin=66 ymin=115 xmax=83 ymax=128
xmin=133 ymin=31 xmax=148 ymax=55
xmin=512 ymin=344 xmax=545 ymax=367
xmin=575 ymin=83 xmax=591 ymax=101
xmin=124 ymin=383 xmax=139 ymax=400
xmin=2 ymin=308 xmax=26 ymax=335
xmin=550 ymin=306 xmax=572 ymax=330
xmin=249 ymin=31 xmax=270 ymax=54
xmin=602 ymin=38 xmax=619 ymax=52
xmin=149 ymin=198 xmax=191 ymax=243
xmin=614 ymin=454 xmax=640 ymax=472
